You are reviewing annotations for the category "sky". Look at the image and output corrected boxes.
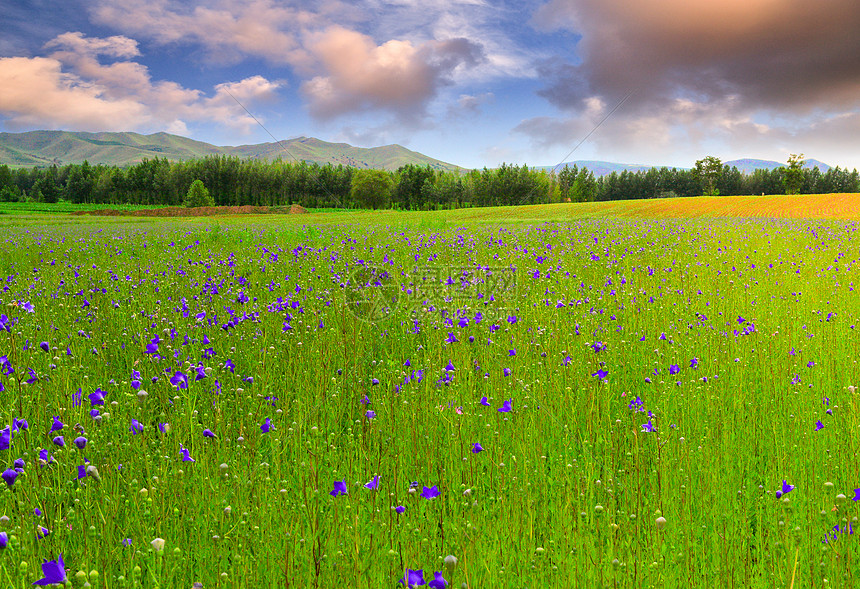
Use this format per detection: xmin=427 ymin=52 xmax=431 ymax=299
xmin=2 ymin=0 xmax=860 ymax=170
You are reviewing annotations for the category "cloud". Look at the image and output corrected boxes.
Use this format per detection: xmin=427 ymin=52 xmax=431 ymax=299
xmin=0 ymin=33 xmax=282 ymax=135
xmin=0 ymin=56 xmax=147 ymax=131
xmin=301 ymin=26 xmax=483 ymax=121
xmin=532 ymin=0 xmax=860 ymax=113
xmin=517 ymin=0 xmax=860 ymax=165
xmin=91 ymin=0 xmax=326 ymax=68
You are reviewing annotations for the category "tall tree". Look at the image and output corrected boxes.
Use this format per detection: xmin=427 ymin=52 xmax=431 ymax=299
xmin=783 ymin=153 xmax=805 ymax=195
xmin=694 ymin=156 xmax=723 ymax=196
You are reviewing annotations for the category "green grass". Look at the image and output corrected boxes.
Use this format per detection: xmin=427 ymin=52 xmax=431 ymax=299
xmin=0 ymin=208 xmax=859 ymax=587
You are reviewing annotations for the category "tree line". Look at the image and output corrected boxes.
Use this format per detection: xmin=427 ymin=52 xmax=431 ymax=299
xmin=0 ymin=154 xmax=857 ymax=209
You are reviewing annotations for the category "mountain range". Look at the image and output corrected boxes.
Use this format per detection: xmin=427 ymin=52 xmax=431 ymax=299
xmin=0 ymin=130 xmax=463 ymax=172
xmin=0 ymin=130 xmax=836 ymax=176
xmin=548 ymin=158 xmax=832 ymax=177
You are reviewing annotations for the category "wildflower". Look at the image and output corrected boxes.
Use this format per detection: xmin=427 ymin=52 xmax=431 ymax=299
xmin=479 ymin=396 xmax=490 ymax=407
xmin=330 ymin=480 xmax=348 ymax=497
xmin=428 ymin=571 xmax=448 ymax=589
xmin=202 ymin=429 xmax=216 ymax=438
xmin=0 ymin=427 xmax=9 ymax=451
xmin=371 ymin=378 xmax=380 ymax=386
xmin=360 ymin=394 xmax=370 ymax=405
xmin=503 ymin=368 xmax=511 ymax=377
xmin=399 ymin=569 xmax=425 ymax=587
xmin=52 ymin=436 xmax=65 ymax=447
xmin=122 ymin=538 xmax=132 ymax=547
xmin=591 ymin=341 xmax=606 ymax=353
xmin=73 ymin=437 xmax=87 ymax=450
xmin=32 ymin=554 xmax=67 ymax=586
xmin=129 ymin=420 xmax=143 ymax=435
xmin=421 ymin=485 xmax=440 ymax=499
xmin=445 ymin=361 xmax=455 ymax=372
xmin=0 ymin=531 xmax=7 ymax=548
xmin=260 ymin=418 xmax=272 ymax=433
xmin=641 ymin=421 xmax=655 ymax=433
xmin=775 ymin=480 xmax=795 ymax=499
xmin=364 ymin=475 xmax=379 ymax=490
xmin=395 ymin=505 xmax=406 ymax=514
xmin=498 ymin=399 xmax=512 ymax=413
xmin=49 ymin=416 xmax=64 ymax=433
xmin=853 ymin=488 xmax=860 ymax=502
xmin=669 ymin=364 xmax=680 ymax=375
xmin=591 ymin=369 xmax=608 ymax=380
xmin=471 ymin=442 xmax=483 ymax=453
xmin=179 ymin=446 xmax=195 ymax=462
xmin=815 ymin=420 xmax=824 ymax=431
xmin=1 ymin=469 xmax=17 ymax=487
xmin=39 ymin=341 xmax=49 ymax=353
xmin=365 ymin=410 xmax=376 ymax=420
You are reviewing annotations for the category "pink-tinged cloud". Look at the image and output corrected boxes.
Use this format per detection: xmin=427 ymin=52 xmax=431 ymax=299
xmin=0 ymin=34 xmax=283 ymax=135
xmin=301 ymin=26 xmax=482 ymax=120
xmin=92 ymin=0 xmax=316 ymax=67
xmin=0 ymin=56 xmax=147 ymax=131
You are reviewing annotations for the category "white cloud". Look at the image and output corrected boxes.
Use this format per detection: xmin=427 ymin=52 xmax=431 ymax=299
xmin=0 ymin=33 xmax=283 ymax=135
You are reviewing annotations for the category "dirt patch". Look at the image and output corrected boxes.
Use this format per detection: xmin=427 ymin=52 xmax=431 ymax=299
xmin=72 ymin=204 xmax=308 ymax=217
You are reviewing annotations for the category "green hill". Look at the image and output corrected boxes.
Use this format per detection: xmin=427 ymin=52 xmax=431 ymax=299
xmin=0 ymin=130 xmax=463 ymax=172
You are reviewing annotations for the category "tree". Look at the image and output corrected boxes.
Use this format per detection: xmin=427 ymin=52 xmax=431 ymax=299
xmin=783 ymin=153 xmax=804 ymax=195
xmin=694 ymin=156 xmax=722 ymax=196
xmin=350 ymin=169 xmax=393 ymax=210
xmin=184 ymin=179 xmax=214 ymax=208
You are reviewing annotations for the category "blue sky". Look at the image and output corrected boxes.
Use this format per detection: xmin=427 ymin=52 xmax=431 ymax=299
xmin=2 ymin=0 xmax=860 ymax=170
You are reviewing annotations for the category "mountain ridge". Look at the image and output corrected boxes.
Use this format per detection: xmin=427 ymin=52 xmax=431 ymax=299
xmin=0 ymin=130 xmax=462 ymax=172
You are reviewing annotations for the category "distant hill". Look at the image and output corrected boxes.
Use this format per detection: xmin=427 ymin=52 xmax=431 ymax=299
xmin=544 ymin=158 xmax=833 ymax=177
xmin=0 ymin=131 xmax=463 ymax=172
xmin=723 ymin=158 xmax=831 ymax=174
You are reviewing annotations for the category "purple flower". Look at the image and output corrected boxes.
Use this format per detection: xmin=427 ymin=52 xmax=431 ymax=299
xmin=399 ymin=569 xmax=425 ymax=587
xmin=52 ymin=435 xmax=65 ymax=447
xmin=122 ymin=538 xmax=133 ymax=547
xmin=503 ymin=368 xmax=511 ymax=377
xmin=591 ymin=341 xmax=606 ymax=353
xmin=371 ymin=378 xmax=380 ymax=386
xmin=330 ymin=480 xmax=348 ymax=497
xmin=261 ymin=417 xmax=272 ymax=433
xmin=169 ymin=371 xmax=188 ymax=390
xmin=360 ymin=394 xmax=370 ymax=405
xmin=39 ymin=341 xmax=49 ymax=353
xmin=179 ymin=446 xmax=195 ymax=462
xmin=49 ymin=416 xmax=64 ymax=433
xmin=76 ymin=464 xmax=87 ymax=480
xmin=73 ymin=436 xmax=87 ymax=450
xmin=1 ymin=468 xmax=17 ymax=487
xmin=421 ymin=485 xmax=440 ymax=499
xmin=815 ymin=420 xmax=824 ymax=432
xmin=364 ymin=475 xmax=379 ymax=490
xmin=591 ymin=369 xmax=608 ymax=380
xmin=88 ymin=389 xmax=106 ymax=406
xmin=0 ymin=531 xmax=7 ymax=548
xmin=668 ymin=364 xmax=680 ymax=375
xmin=776 ymin=480 xmax=795 ymax=499
xmin=853 ymin=488 xmax=860 ymax=502
xmin=445 ymin=361 xmax=455 ymax=372
xmin=0 ymin=427 xmax=9 ymax=451
xmin=497 ymin=399 xmax=512 ymax=413
xmin=365 ymin=410 xmax=376 ymax=420
xmin=471 ymin=442 xmax=483 ymax=453
xmin=129 ymin=419 xmax=143 ymax=435
xmin=32 ymin=554 xmax=67 ymax=586
xmin=395 ymin=505 xmax=406 ymax=514
xmin=202 ymin=429 xmax=215 ymax=438
xmin=428 ymin=571 xmax=448 ymax=589
xmin=479 ymin=396 xmax=490 ymax=407
xmin=641 ymin=421 xmax=655 ymax=433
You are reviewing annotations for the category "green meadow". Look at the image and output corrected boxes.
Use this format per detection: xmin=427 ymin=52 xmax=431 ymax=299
xmin=1 ymin=197 xmax=860 ymax=588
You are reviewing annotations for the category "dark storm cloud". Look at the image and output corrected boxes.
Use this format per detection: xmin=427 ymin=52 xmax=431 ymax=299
xmin=532 ymin=0 xmax=860 ymax=114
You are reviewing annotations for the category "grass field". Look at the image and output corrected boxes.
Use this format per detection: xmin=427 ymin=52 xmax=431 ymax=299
xmin=1 ymin=195 xmax=860 ymax=587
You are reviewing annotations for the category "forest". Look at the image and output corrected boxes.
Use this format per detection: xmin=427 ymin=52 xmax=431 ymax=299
xmin=0 ymin=155 xmax=857 ymax=210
